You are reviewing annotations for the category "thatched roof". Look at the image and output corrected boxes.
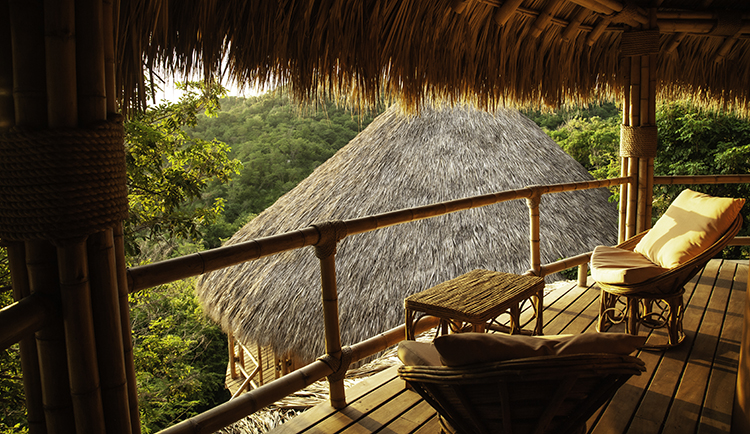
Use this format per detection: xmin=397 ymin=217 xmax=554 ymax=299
xmin=121 ymin=1 xmax=750 ymax=115
xmin=195 ymin=104 xmax=618 ymax=363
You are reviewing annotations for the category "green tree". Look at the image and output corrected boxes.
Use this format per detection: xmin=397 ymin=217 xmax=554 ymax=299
xmin=125 ymin=81 xmax=243 ymax=257
xmin=0 ymin=247 xmax=27 ymax=433
xmin=130 ymin=278 xmax=227 ymax=433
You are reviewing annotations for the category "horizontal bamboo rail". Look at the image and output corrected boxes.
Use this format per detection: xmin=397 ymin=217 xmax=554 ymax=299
xmin=654 ymin=174 xmax=750 ymax=185
xmin=128 ymin=177 xmax=630 ymax=293
xmin=158 ymin=316 xmax=440 ymax=434
xmin=0 ymin=294 xmax=55 ymax=351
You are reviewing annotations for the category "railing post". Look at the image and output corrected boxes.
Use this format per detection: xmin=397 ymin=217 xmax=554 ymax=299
xmin=313 ymin=221 xmax=349 ymax=409
xmin=527 ymin=189 xmax=542 ymax=276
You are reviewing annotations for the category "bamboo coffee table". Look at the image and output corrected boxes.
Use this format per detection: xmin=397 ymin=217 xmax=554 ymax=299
xmin=404 ymin=269 xmax=545 ymax=340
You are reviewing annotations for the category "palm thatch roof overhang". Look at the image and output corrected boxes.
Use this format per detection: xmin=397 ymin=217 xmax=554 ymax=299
xmin=120 ymin=0 xmax=750 ymax=115
xmin=195 ymin=104 xmax=618 ymax=364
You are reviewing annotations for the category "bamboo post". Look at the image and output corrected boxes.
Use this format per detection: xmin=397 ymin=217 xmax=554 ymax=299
xmin=88 ymin=230 xmax=133 ymax=434
xmin=229 ymin=333 xmax=237 ymax=379
xmin=114 ymin=222 xmax=141 ymax=434
xmin=527 ymin=190 xmax=542 ymax=276
xmin=27 ymin=241 xmax=76 ymax=433
xmin=7 ymin=243 xmax=46 ymax=433
xmin=0 ymin=1 xmax=13 ymax=133
xmin=313 ymin=221 xmax=347 ymax=409
xmin=57 ymin=240 xmax=107 ymax=433
xmin=257 ymin=343 xmax=263 ymax=384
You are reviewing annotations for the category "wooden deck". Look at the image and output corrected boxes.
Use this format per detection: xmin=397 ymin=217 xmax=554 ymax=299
xmin=268 ymin=258 xmax=747 ymax=433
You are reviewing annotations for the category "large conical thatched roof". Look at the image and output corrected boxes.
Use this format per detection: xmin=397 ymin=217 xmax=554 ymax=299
xmin=196 ymin=104 xmax=617 ymax=363
xmin=120 ymin=0 xmax=750 ymax=115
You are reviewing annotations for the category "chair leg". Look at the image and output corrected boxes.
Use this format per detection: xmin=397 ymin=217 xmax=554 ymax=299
xmin=626 ymin=297 xmax=640 ymax=337
xmin=598 ymin=290 xmax=614 ymax=332
xmin=666 ymin=294 xmax=685 ymax=347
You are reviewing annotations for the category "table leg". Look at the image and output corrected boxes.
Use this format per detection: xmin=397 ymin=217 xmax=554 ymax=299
xmin=533 ymin=289 xmax=544 ymax=335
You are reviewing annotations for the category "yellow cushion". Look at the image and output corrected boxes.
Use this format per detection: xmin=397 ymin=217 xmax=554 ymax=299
xmin=591 ymin=245 xmax=668 ymax=284
xmin=634 ymin=189 xmax=744 ymax=269
xmin=433 ymin=332 xmax=646 ymax=367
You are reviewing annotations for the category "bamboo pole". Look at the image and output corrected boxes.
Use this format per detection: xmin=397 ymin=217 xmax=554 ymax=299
xmin=527 ymin=191 xmax=542 ymax=276
xmin=561 ymin=7 xmax=589 ymax=41
xmin=637 ymin=158 xmax=648 ymax=233
xmin=618 ymin=158 xmax=628 ymax=243
xmin=0 ymin=1 xmax=13 ymax=133
xmin=44 ymin=0 xmax=77 ymax=127
xmin=8 ymin=0 xmax=47 ymax=128
xmin=317 ymin=249 xmax=346 ymax=408
xmin=88 ymin=230 xmax=132 ymax=434
xmin=103 ymin=0 xmax=117 ymax=113
xmin=113 ymin=222 xmax=141 ymax=434
xmin=0 ymin=294 xmax=51 ymax=350
xmin=626 ymin=159 xmax=638 ymax=239
xmin=75 ymin=0 xmax=107 ymax=124
xmin=654 ymin=174 xmax=750 ymax=184
xmin=27 ymin=241 xmax=76 ymax=433
xmin=57 ymin=240 xmax=106 ymax=433
xmin=530 ymin=0 xmax=563 ymax=38
xmin=7 ymin=242 xmax=46 ymax=433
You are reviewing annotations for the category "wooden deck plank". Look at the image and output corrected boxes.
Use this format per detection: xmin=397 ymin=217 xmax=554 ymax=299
xmin=660 ymin=260 xmax=734 ymax=434
xmin=302 ymin=372 xmax=409 ymax=433
xmin=699 ymin=261 xmax=747 ymax=433
xmin=544 ymin=282 xmax=599 ymax=334
xmin=268 ymin=367 xmax=402 ymax=433
xmin=382 ymin=400 xmax=439 ymax=433
xmin=338 ymin=387 xmax=422 ymax=433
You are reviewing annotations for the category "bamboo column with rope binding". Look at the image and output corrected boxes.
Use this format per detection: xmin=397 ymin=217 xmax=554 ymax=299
xmin=620 ymin=22 xmax=659 ymax=239
xmin=77 ymin=0 xmax=134 ymax=429
xmin=45 ymin=0 xmax=109 ymax=430
xmin=1 ymin=3 xmax=46 ymax=431
xmin=618 ymin=55 xmax=631 ymax=243
xmin=8 ymin=0 xmax=74 ymax=431
xmin=313 ymin=221 xmax=348 ymax=409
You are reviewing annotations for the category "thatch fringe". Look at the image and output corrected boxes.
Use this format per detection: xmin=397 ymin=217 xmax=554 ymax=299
xmin=116 ymin=1 xmax=750 ymax=116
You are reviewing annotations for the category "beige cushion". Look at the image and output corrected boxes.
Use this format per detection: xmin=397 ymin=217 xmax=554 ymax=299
xmin=634 ymin=189 xmax=744 ymax=269
xmin=591 ymin=245 xmax=668 ymax=284
xmin=433 ymin=332 xmax=647 ymax=367
xmin=397 ymin=340 xmax=442 ymax=366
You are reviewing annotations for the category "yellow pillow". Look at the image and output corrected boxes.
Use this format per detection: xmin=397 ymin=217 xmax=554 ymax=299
xmin=634 ymin=189 xmax=744 ymax=269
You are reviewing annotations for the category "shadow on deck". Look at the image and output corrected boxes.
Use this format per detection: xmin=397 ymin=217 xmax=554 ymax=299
xmin=266 ymin=258 xmax=747 ymax=434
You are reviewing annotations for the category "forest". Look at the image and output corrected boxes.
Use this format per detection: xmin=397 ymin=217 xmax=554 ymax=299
xmin=2 ymin=86 xmax=750 ymax=432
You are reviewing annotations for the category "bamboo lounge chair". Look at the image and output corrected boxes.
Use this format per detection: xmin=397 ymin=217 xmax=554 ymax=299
xmin=397 ymin=333 xmax=647 ymax=434
xmin=592 ymin=189 xmax=745 ymax=348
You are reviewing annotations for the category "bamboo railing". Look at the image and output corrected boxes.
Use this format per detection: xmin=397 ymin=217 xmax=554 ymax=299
xmin=2 ymin=174 xmax=750 ymax=434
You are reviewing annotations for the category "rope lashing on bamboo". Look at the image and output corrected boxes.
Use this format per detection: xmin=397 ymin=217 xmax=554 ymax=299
xmin=317 ymin=346 xmax=354 ymax=382
xmin=0 ymin=115 xmax=128 ymax=242
xmin=620 ymin=125 xmax=657 ymax=158
xmin=608 ymin=2 xmax=645 ymax=27
xmin=313 ymin=220 xmax=348 ymax=259
xmin=620 ymin=29 xmax=660 ymax=57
